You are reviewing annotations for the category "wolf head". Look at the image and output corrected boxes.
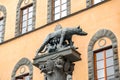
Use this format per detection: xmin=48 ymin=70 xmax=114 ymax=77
xmin=76 ymin=26 xmax=88 ymax=35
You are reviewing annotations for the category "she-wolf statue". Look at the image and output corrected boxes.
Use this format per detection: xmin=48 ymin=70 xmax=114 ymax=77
xmin=36 ymin=25 xmax=87 ymax=55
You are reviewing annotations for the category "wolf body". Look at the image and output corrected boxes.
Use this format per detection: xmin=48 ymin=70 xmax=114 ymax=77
xmin=37 ymin=26 xmax=87 ymax=54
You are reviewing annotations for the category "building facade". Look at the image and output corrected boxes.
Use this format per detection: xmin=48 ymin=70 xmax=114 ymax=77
xmin=0 ymin=0 xmax=120 ymax=80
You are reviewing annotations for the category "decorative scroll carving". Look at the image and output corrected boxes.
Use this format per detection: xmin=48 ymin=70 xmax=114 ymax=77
xmin=38 ymin=56 xmax=75 ymax=80
xmin=33 ymin=46 xmax=81 ymax=80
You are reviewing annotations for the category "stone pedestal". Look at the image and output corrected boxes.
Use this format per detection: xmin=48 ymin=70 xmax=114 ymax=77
xmin=33 ymin=47 xmax=81 ymax=80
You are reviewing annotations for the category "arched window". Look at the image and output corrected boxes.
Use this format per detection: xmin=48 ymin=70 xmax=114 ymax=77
xmin=11 ymin=58 xmax=33 ymax=80
xmin=15 ymin=0 xmax=36 ymax=36
xmin=88 ymin=29 xmax=120 ymax=80
xmin=0 ymin=5 xmax=6 ymax=43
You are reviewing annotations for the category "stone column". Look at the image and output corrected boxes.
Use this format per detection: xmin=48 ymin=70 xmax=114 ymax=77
xmin=33 ymin=47 xmax=81 ymax=80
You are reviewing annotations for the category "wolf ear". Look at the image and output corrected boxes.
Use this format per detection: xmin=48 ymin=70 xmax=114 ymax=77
xmin=77 ymin=26 xmax=80 ymax=29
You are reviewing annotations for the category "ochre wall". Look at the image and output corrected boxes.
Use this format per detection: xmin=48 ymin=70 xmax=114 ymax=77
xmin=0 ymin=0 xmax=86 ymax=41
xmin=0 ymin=0 xmax=120 ymax=80
xmin=71 ymin=0 xmax=86 ymax=13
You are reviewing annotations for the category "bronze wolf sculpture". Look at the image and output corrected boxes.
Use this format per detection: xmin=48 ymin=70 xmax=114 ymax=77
xmin=37 ymin=26 xmax=87 ymax=54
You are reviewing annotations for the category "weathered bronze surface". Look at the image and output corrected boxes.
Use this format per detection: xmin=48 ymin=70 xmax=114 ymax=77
xmin=36 ymin=25 xmax=87 ymax=55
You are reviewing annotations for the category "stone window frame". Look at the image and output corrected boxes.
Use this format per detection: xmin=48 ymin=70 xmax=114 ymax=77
xmin=20 ymin=3 xmax=33 ymax=34
xmin=15 ymin=0 xmax=36 ymax=36
xmin=47 ymin=0 xmax=71 ymax=23
xmin=88 ymin=29 xmax=120 ymax=80
xmin=11 ymin=58 xmax=33 ymax=80
xmin=0 ymin=5 xmax=7 ymax=43
xmin=86 ymin=0 xmax=105 ymax=7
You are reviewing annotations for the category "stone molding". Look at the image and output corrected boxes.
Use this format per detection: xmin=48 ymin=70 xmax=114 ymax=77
xmin=88 ymin=29 xmax=119 ymax=80
xmin=15 ymin=0 xmax=36 ymax=36
xmin=0 ymin=5 xmax=7 ymax=42
xmin=11 ymin=58 xmax=33 ymax=80
xmin=86 ymin=0 xmax=92 ymax=7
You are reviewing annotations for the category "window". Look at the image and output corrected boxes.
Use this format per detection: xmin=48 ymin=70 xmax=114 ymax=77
xmin=88 ymin=29 xmax=119 ymax=80
xmin=16 ymin=73 xmax=30 ymax=80
xmin=20 ymin=4 xmax=33 ymax=34
xmin=11 ymin=58 xmax=33 ymax=80
xmin=15 ymin=0 xmax=36 ymax=36
xmin=47 ymin=0 xmax=70 ymax=23
xmin=92 ymin=0 xmax=104 ymax=4
xmin=94 ymin=47 xmax=115 ymax=80
xmin=86 ymin=0 xmax=105 ymax=7
xmin=0 ymin=17 xmax=4 ymax=43
xmin=53 ymin=0 xmax=68 ymax=20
